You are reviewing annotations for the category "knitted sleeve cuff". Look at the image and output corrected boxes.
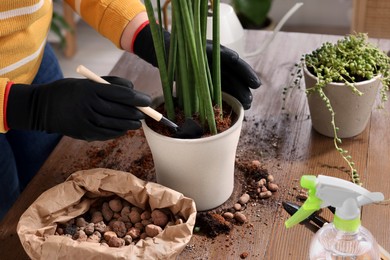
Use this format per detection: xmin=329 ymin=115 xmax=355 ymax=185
xmin=131 ymin=20 xmax=150 ymax=53
xmin=1 ymin=81 xmax=13 ymax=132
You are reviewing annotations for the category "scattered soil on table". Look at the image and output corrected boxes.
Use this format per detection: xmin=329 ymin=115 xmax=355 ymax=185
xmin=50 ymin=102 xmax=311 ymax=259
xmin=195 ymin=213 xmax=233 ymax=238
xmin=64 ymin=115 xmax=283 ymax=241
xmin=64 ymin=131 xmax=155 ymax=182
xmin=193 ymin=158 xmax=277 ymax=238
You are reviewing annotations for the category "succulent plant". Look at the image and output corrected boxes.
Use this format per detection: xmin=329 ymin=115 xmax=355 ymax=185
xmin=289 ymin=33 xmax=390 ymax=185
xmin=304 ymin=33 xmax=390 ymax=102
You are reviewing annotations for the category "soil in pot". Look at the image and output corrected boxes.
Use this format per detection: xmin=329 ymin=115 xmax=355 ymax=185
xmin=144 ymin=100 xmax=238 ymax=138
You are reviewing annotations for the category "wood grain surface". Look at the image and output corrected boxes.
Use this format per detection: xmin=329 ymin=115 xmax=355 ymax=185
xmin=1 ymin=31 xmax=389 ymax=259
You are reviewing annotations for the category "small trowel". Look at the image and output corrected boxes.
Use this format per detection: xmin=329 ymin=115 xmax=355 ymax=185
xmin=76 ymin=65 xmax=203 ymax=139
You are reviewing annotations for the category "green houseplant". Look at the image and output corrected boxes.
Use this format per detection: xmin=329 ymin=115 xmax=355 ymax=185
xmin=144 ymin=0 xmax=224 ymax=134
xmin=142 ymin=0 xmax=245 ymax=210
xmin=291 ymin=33 xmax=390 ymax=184
xmin=231 ymin=0 xmax=272 ymax=29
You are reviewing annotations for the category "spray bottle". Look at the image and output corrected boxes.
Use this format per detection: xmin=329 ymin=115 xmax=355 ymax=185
xmin=285 ymin=175 xmax=384 ymax=259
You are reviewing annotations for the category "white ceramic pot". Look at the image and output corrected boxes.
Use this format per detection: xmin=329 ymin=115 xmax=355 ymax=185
xmin=304 ymin=66 xmax=381 ymax=138
xmin=142 ymin=93 xmax=244 ymax=211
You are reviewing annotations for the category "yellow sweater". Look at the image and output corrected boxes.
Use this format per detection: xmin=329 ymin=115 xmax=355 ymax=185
xmin=0 ymin=0 xmax=145 ymax=133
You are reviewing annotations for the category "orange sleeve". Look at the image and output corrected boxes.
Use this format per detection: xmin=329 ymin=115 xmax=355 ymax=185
xmin=64 ymin=0 xmax=146 ymax=49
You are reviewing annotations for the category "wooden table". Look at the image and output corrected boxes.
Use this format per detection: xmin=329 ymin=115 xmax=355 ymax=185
xmin=1 ymin=31 xmax=390 ymax=259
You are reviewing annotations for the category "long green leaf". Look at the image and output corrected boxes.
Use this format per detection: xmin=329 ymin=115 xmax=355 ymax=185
xmin=173 ymin=1 xmax=193 ymax=117
xmin=167 ymin=11 xmax=177 ymax=93
xmin=144 ymin=0 xmax=175 ymax=120
xmin=191 ymin=0 xmax=217 ymax=133
xmin=200 ymin=0 xmax=213 ymax=102
xmin=212 ymin=0 xmax=222 ymax=111
xmin=156 ymin=0 xmax=167 ymax=63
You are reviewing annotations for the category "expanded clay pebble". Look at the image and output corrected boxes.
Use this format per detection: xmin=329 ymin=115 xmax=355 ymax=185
xmin=141 ymin=210 xmax=151 ymax=220
xmin=257 ymin=179 xmax=266 ymax=188
xmin=151 ymin=209 xmax=169 ymax=227
xmin=108 ymin=198 xmax=123 ymax=212
xmin=120 ymin=206 xmax=131 ymax=222
xmin=102 ymin=202 xmax=114 ymax=221
xmin=267 ymin=183 xmax=279 ymax=192
xmin=76 ymin=217 xmax=88 ymax=228
xmin=233 ymin=203 xmax=242 ymax=211
xmin=129 ymin=209 xmax=142 ymax=224
xmin=91 ymin=211 xmax=103 ymax=223
xmin=238 ymin=193 xmax=250 ymax=204
xmin=266 ymin=174 xmax=274 ymax=183
xmin=111 ymin=220 xmax=127 ymax=237
xmin=223 ymin=212 xmax=234 ymax=220
xmin=84 ymin=223 xmax=95 ymax=235
xmin=103 ymin=231 xmax=117 ymax=241
xmin=55 ymin=195 xmax=183 ymax=248
xmin=234 ymin=212 xmax=247 ymax=223
xmin=94 ymin=221 xmax=106 ymax=233
xmin=123 ymin=235 xmax=133 ymax=245
xmin=126 ymin=226 xmax=140 ymax=240
xmin=259 ymin=191 xmax=272 ymax=199
xmin=145 ymin=224 xmax=163 ymax=237
xmin=108 ymin=236 xmax=125 ymax=247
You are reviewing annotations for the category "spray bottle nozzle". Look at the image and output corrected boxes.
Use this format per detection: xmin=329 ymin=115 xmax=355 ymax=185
xmin=285 ymin=175 xmax=322 ymax=228
xmin=301 ymin=175 xmax=316 ymax=190
xmin=285 ymin=175 xmax=384 ymax=231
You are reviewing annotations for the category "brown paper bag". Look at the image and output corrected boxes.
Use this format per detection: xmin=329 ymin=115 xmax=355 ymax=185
xmin=17 ymin=168 xmax=196 ymax=260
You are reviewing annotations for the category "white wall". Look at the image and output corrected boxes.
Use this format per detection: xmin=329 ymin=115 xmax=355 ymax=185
xmin=149 ymin=0 xmax=353 ymax=28
xmin=260 ymin=0 xmax=351 ymax=28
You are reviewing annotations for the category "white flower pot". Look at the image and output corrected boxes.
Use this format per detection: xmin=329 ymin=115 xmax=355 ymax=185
xmin=141 ymin=93 xmax=244 ymax=211
xmin=304 ymin=67 xmax=381 ymax=138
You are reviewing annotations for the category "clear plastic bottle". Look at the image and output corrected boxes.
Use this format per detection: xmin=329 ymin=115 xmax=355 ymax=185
xmin=285 ymin=175 xmax=384 ymax=260
xmin=309 ymin=223 xmax=380 ymax=260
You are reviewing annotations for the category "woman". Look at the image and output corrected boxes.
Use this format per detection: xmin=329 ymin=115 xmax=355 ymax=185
xmin=0 ymin=0 xmax=261 ymax=219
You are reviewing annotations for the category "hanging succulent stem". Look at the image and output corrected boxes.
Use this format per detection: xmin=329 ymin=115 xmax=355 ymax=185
xmin=316 ymin=88 xmax=361 ymax=185
xmin=301 ymin=33 xmax=390 ymax=185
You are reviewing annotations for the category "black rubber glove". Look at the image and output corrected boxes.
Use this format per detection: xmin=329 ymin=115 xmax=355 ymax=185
xmin=6 ymin=77 xmax=151 ymax=141
xmin=133 ymin=24 xmax=261 ymax=109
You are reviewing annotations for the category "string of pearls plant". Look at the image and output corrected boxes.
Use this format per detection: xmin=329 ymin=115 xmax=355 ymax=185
xmin=288 ymin=33 xmax=390 ymax=185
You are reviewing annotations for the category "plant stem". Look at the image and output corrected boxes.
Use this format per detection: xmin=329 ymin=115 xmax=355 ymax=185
xmin=212 ymin=0 xmax=222 ymax=112
xmin=156 ymin=0 xmax=166 ymax=57
xmin=200 ymin=0 xmax=213 ymax=103
xmin=173 ymin=1 xmax=193 ymax=117
xmin=167 ymin=9 xmax=177 ymax=92
xmin=318 ymin=88 xmax=361 ymax=185
xmin=177 ymin=0 xmax=217 ymax=133
xmin=144 ymin=0 xmax=175 ymax=120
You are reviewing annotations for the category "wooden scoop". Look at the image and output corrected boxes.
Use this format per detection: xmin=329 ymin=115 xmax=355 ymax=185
xmin=76 ymin=65 xmax=203 ymax=139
